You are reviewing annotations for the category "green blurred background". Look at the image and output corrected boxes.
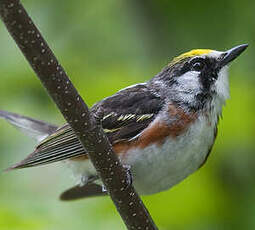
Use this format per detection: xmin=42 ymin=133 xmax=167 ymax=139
xmin=0 ymin=0 xmax=255 ymax=229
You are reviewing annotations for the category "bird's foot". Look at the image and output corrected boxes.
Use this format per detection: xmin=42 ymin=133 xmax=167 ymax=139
xmin=123 ymin=164 xmax=133 ymax=188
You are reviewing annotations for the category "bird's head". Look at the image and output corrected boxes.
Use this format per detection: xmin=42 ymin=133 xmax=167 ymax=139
xmin=151 ymin=44 xmax=248 ymax=111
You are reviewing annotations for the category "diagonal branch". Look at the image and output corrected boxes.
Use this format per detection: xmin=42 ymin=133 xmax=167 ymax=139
xmin=0 ymin=0 xmax=158 ymax=229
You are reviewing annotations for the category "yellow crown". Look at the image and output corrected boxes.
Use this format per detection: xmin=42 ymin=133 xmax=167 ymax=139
xmin=169 ymin=49 xmax=213 ymax=66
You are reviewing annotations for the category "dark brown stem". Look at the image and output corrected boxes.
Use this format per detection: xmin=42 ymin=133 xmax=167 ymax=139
xmin=0 ymin=0 xmax=158 ymax=229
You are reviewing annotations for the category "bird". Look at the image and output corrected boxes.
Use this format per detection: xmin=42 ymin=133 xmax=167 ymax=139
xmin=0 ymin=44 xmax=248 ymax=201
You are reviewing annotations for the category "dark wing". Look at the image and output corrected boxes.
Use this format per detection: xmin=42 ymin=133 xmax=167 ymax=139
xmin=60 ymin=183 xmax=107 ymax=201
xmin=93 ymin=83 xmax=163 ymax=143
xmin=8 ymin=84 xmax=163 ymax=169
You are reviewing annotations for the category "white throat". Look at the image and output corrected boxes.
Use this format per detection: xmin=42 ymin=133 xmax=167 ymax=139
xmin=207 ymin=66 xmax=230 ymax=126
xmin=214 ymin=66 xmax=230 ymax=102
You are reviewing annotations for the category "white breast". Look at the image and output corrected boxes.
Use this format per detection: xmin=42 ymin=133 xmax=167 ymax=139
xmin=66 ymin=114 xmax=217 ymax=195
xmin=124 ymin=114 xmax=216 ymax=195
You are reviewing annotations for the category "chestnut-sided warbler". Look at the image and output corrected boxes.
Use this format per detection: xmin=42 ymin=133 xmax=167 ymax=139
xmin=0 ymin=44 xmax=248 ymax=200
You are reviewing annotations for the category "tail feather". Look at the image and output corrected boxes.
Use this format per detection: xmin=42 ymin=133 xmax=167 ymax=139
xmin=60 ymin=183 xmax=107 ymax=201
xmin=0 ymin=110 xmax=58 ymax=142
xmin=5 ymin=147 xmax=85 ymax=171
xmin=1 ymin=110 xmax=87 ymax=171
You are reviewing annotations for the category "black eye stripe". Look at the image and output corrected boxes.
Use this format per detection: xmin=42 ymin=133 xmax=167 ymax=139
xmin=167 ymin=56 xmax=218 ymax=84
xmin=189 ymin=57 xmax=206 ymax=64
xmin=189 ymin=57 xmax=207 ymax=71
xmin=192 ymin=62 xmax=204 ymax=71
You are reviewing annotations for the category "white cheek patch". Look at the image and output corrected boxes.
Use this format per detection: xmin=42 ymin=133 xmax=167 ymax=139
xmin=172 ymin=71 xmax=201 ymax=105
xmin=176 ymin=71 xmax=200 ymax=92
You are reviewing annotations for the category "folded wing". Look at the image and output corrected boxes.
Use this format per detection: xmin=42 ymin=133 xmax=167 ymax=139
xmin=7 ymin=84 xmax=163 ymax=170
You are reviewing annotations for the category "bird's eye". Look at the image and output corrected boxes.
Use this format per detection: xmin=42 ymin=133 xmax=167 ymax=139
xmin=191 ymin=59 xmax=205 ymax=71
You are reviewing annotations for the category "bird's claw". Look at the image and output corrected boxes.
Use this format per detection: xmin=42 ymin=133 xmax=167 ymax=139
xmin=123 ymin=164 xmax=133 ymax=188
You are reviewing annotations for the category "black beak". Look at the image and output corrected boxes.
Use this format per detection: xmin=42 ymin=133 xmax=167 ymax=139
xmin=219 ymin=44 xmax=248 ymax=67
